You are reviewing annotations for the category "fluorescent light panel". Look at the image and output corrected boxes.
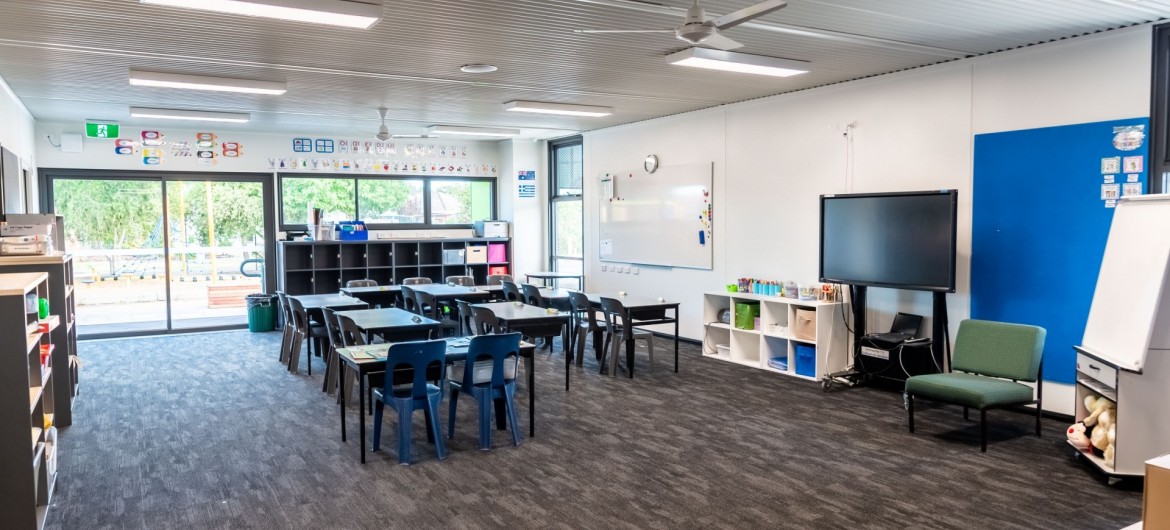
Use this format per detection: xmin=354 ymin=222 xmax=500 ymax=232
xmin=666 ymin=47 xmax=809 ymax=77
xmin=427 ymin=125 xmax=521 ymax=137
xmin=129 ymin=107 xmax=251 ymax=123
xmin=129 ymin=70 xmax=287 ymax=95
xmin=503 ymin=101 xmax=613 ymax=117
xmin=139 ymin=0 xmax=382 ymax=29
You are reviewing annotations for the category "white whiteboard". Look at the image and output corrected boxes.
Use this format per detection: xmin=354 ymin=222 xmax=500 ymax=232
xmin=598 ymin=162 xmax=713 ymax=269
xmin=1081 ymin=195 xmax=1170 ymax=372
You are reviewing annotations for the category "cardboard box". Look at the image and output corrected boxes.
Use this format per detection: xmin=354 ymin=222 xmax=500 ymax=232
xmin=1145 ymin=454 xmax=1170 ymax=527
xmin=466 ymin=245 xmax=488 ymax=264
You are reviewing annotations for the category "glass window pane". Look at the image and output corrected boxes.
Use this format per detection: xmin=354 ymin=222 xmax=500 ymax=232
xmin=431 ymin=180 xmax=493 ymax=225
xmin=554 ymin=258 xmax=584 ymax=276
xmin=553 ymin=200 xmax=583 ymax=258
xmin=281 ymin=177 xmax=354 ymax=225
xmin=358 ymin=179 xmax=424 ymax=224
xmin=554 ymin=144 xmax=583 ymax=196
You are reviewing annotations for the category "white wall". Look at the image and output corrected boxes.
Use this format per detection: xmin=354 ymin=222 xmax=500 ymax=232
xmin=496 ymin=139 xmax=546 ymax=279
xmin=583 ymin=25 xmax=1153 ymax=414
xmin=0 ymin=74 xmax=37 ymax=211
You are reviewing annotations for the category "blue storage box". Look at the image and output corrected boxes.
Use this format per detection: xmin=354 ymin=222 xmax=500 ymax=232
xmin=794 ymin=343 xmax=816 ymax=377
xmin=336 ymin=220 xmax=368 ymax=241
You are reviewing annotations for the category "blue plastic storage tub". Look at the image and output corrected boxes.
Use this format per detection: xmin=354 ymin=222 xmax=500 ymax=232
xmin=794 ymin=343 xmax=816 ymax=377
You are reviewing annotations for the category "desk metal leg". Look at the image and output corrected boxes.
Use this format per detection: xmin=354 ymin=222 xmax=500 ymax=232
xmin=339 ymin=364 xmax=347 ymax=443
xmin=526 ymin=355 xmax=535 ymax=437
xmin=359 ymin=373 xmax=367 ymax=464
xmin=626 ymin=337 xmax=635 ymax=378
xmin=674 ymin=315 xmax=680 ymax=373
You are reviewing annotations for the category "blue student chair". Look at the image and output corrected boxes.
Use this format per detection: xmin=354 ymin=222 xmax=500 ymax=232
xmin=447 ymin=333 xmax=524 ymax=451
xmin=371 ymin=339 xmax=448 ymax=465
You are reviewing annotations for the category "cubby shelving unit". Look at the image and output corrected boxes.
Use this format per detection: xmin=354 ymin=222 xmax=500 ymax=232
xmin=702 ymin=291 xmax=849 ymax=381
xmin=0 ymin=272 xmax=58 ymax=530
xmin=277 ymin=238 xmax=511 ymax=295
xmin=0 ymin=252 xmax=78 ymax=426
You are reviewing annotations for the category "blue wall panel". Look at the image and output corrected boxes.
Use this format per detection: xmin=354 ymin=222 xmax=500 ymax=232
xmin=972 ymin=118 xmax=1148 ymax=384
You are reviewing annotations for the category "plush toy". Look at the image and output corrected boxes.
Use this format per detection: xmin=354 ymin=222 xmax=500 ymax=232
xmin=1066 ymin=422 xmax=1091 ymax=451
xmin=1082 ymin=395 xmax=1112 ymax=428
xmin=1104 ymin=423 xmax=1117 ymax=467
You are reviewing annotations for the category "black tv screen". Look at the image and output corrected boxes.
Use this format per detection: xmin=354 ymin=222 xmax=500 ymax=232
xmin=819 ymin=190 xmax=957 ymax=292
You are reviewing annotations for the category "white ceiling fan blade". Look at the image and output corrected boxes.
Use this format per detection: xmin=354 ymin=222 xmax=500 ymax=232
xmin=712 ymin=0 xmax=786 ymax=30
xmin=701 ymin=32 xmax=743 ymax=50
xmin=574 ymin=29 xmax=675 ymax=34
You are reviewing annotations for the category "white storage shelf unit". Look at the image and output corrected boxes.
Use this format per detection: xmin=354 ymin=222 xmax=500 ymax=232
xmin=702 ymin=291 xmax=849 ymax=381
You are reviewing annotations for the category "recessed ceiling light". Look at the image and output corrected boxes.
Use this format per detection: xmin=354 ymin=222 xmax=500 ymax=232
xmin=666 ymin=47 xmax=809 ymax=77
xmin=427 ymin=125 xmax=521 ymax=137
xmin=503 ymin=101 xmax=613 ymax=117
xmin=139 ymin=0 xmax=382 ymax=29
xmin=129 ymin=70 xmax=287 ymax=95
xmin=129 ymin=107 xmax=251 ymax=123
xmin=460 ymin=64 xmax=498 ymax=74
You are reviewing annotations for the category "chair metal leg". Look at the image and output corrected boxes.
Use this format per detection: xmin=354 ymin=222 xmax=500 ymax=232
xmin=907 ymin=393 xmax=915 ymax=433
xmin=980 ymin=408 xmax=988 ymax=452
xmin=1035 ymin=403 xmax=1042 ymax=438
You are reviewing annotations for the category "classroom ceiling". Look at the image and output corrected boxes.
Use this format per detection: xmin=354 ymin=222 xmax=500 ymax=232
xmin=0 ymin=0 xmax=1167 ymax=140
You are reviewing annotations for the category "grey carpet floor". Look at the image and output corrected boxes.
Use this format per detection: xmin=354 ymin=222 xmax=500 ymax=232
xmin=45 ymin=330 xmax=1140 ymax=530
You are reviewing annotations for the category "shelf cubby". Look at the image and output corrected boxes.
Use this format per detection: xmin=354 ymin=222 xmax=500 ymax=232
xmin=339 ymin=244 xmax=365 ymax=269
xmin=312 ymin=244 xmax=340 ymax=269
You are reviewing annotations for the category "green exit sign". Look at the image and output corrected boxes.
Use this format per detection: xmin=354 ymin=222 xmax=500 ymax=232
xmin=85 ymin=122 xmax=119 ymax=138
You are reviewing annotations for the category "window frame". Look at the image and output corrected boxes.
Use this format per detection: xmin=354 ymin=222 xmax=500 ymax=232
xmin=277 ymin=173 xmax=496 ymax=232
xmin=548 ymin=136 xmax=584 ymax=273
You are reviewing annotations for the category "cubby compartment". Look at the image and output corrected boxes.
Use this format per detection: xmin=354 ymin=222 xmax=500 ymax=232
xmin=703 ymin=323 xmax=731 ymax=357
xmin=394 ymin=267 xmax=420 ymax=285
xmin=419 ymin=265 xmax=444 ymax=283
xmin=419 ymin=242 xmax=443 ymax=265
xmin=284 ymin=271 xmax=313 ymax=295
xmin=313 ymin=270 xmax=341 ymax=294
xmin=760 ymin=300 xmax=790 ymax=338
xmin=283 ymin=245 xmax=313 ymax=270
xmin=341 ymin=269 xmax=368 ymax=287
xmin=367 ymin=268 xmax=395 ymax=287
xmin=313 ymin=244 xmax=340 ymax=269
xmin=340 ymin=244 xmax=365 ymax=269
xmin=442 ymin=265 xmax=469 ymax=283
xmin=762 ymin=335 xmax=790 ymax=373
xmin=729 ymin=328 xmax=761 ymax=367
xmin=466 ymin=264 xmax=489 ymax=285
xmin=367 ymin=243 xmax=394 ymax=267
xmin=394 ymin=243 xmax=419 ymax=266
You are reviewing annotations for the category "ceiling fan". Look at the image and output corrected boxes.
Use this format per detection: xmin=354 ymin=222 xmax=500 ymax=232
xmin=575 ymin=0 xmax=786 ymax=51
xmin=375 ymin=107 xmax=390 ymax=141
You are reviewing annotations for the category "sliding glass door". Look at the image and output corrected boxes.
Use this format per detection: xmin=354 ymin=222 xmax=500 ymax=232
xmin=47 ymin=172 xmax=273 ymax=337
xmin=52 ymin=178 xmax=168 ymax=334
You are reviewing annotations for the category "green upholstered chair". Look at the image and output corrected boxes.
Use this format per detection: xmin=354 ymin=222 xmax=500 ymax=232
xmin=904 ymin=319 xmax=1046 ymax=452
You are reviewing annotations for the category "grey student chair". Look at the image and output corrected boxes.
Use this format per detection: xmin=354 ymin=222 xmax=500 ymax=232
xmin=321 ymin=308 xmax=345 ymax=395
xmin=446 ymin=275 xmax=475 ymax=286
xmin=402 ymin=277 xmax=432 ymax=285
xmin=286 ymin=296 xmax=329 ymax=375
xmin=486 ymin=274 xmax=513 ymax=286
xmin=500 ymin=281 xmax=523 ymax=302
xmin=276 ymin=291 xmax=295 ymax=365
xmin=568 ymin=291 xmax=604 ymax=367
xmin=598 ymin=297 xmax=655 ymax=377
xmin=400 ymin=285 xmax=420 ymax=314
xmin=346 ymin=279 xmax=377 ymax=288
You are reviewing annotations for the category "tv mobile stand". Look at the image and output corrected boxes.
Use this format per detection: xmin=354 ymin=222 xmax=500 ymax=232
xmin=820 ymin=286 xmax=949 ymax=391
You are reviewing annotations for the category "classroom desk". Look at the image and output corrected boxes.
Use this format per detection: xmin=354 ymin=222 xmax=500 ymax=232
xmin=474 ymin=301 xmax=574 ymax=391
xmin=477 ymin=285 xmax=574 ymax=303
xmin=335 ymin=307 xmax=438 ymax=343
xmin=337 ymin=338 xmax=537 ymax=463
xmin=585 ymin=293 xmax=681 ymax=376
xmin=339 ymin=285 xmax=400 ymax=308
xmin=406 ymin=283 xmax=493 ymax=303
xmin=524 ymin=271 xmax=584 ymax=290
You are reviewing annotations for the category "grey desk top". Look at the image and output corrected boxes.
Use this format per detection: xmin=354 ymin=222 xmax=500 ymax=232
xmin=290 ymin=293 xmax=368 ymax=310
xmin=335 ymin=307 xmax=438 ymax=333
xmin=472 ymin=301 xmax=571 ymax=323
xmin=406 ymin=283 xmax=492 ymax=300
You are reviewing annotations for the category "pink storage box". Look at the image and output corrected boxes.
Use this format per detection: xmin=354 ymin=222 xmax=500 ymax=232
xmin=487 ymin=243 xmax=507 ymax=263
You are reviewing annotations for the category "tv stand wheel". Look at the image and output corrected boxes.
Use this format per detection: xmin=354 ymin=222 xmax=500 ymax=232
xmin=822 ymin=379 xmax=832 ymax=392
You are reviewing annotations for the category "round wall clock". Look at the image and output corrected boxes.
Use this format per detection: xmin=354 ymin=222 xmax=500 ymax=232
xmin=644 ymin=154 xmax=659 ymax=173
